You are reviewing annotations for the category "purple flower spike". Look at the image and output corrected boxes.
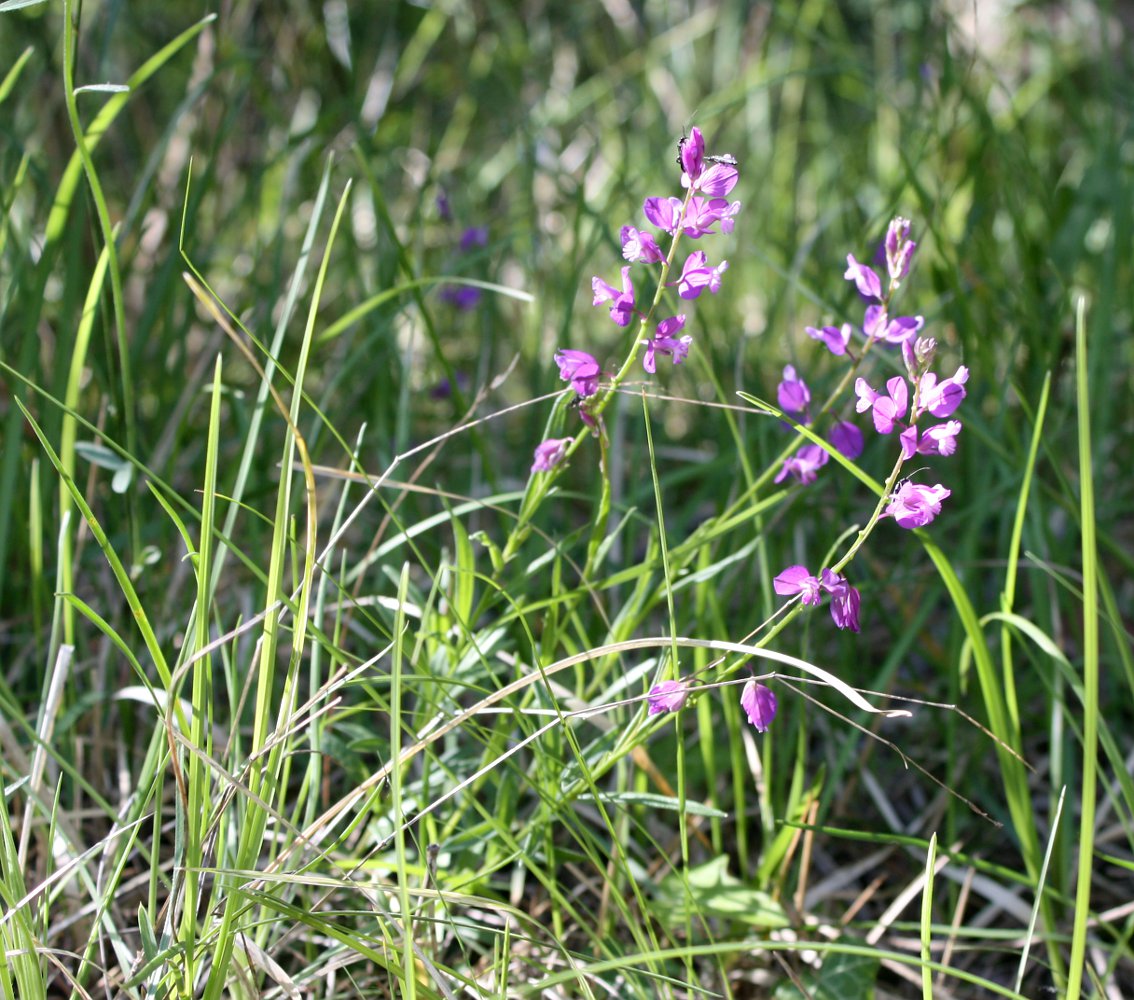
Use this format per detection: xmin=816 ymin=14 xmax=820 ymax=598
xmin=554 ymin=348 xmax=601 ymax=397
xmin=774 ymin=565 xmax=823 ymax=605
xmin=845 ymin=254 xmax=883 ymax=300
xmin=806 ymin=323 xmax=852 ymax=356
xmin=830 ymin=420 xmax=864 ymax=460
xmin=648 ymin=679 xmax=690 ymax=715
xmin=621 ymin=225 xmax=664 ymax=263
xmin=440 ymin=285 xmax=482 ymax=310
xmin=643 ymin=195 xmax=684 ymax=234
xmin=531 ymin=437 xmax=571 ymax=473
xmin=591 ymin=266 xmax=636 ymax=327
xmin=740 ymin=679 xmax=777 ymax=733
xmin=885 ymin=481 xmax=952 ymax=529
xmin=777 ymin=365 xmax=811 ymax=417
xmin=820 ymin=569 xmax=861 ymax=632
xmin=679 ymin=126 xmax=705 ymax=180
xmin=774 ymin=443 xmax=829 ymax=485
xmin=677 ymin=250 xmax=728 ymax=299
xmin=643 ymin=315 xmax=691 ymax=373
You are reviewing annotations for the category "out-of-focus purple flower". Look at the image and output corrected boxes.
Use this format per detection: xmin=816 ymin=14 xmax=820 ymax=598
xmin=806 ymin=323 xmax=852 ymax=356
xmin=830 ymin=420 xmax=864 ymax=460
xmin=681 ymin=196 xmax=727 ymax=238
xmin=884 ymin=481 xmax=952 ymax=529
xmin=555 ymin=348 xmax=601 ymax=398
xmin=777 ymin=365 xmax=811 ymax=417
xmin=900 ymin=420 xmax=963 ymax=459
xmin=693 ymin=162 xmax=740 ymax=197
xmin=591 ymin=266 xmax=636 ymax=327
xmin=919 ymin=366 xmax=969 ymax=418
xmin=774 ymin=565 xmax=823 ymax=605
xmin=885 ymin=217 xmax=916 ymax=284
xmin=676 ymin=250 xmax=728 ymax=299
xmin=740 ymin=679 xmax=777 ymax=733
xmin=845 ymin=254 xmax=882 ymax=300
xmin=459 ymin=226 xmax=488 ymax=251
xmin=429 ymin=372 xmax=470 ymax=399
xmin=642 ymin=315 xmax=691 ymax=373
xmin=679 ymin=126 xmax=705 ymax=180
xmin=440 ymin=285 xmax=482 ymax=310
xmin=774 ymin=443 xmax=829 ymax=485
xmin=531 ymin=437 xmax=571 ymax=473
xmin=436 ymin=189 xmax=452 ymax=221
xmin=820 ymin=569 xmax=861 ymax=632
xmin=644 ymin=195 xmax=684 ymax=234
xmin=719 ymin=200 xmax=742 ymax=234
xmin=648 ymin=678 xmax=690 ymax=714
xmin=621 ymin=225 xmax=664 ymax=263
xmin=855 ymin=376 xmax=908 ymax=434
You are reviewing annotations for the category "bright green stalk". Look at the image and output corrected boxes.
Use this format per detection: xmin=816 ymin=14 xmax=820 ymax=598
xmin=1066 ymin=296 xmax=1099 ymax=998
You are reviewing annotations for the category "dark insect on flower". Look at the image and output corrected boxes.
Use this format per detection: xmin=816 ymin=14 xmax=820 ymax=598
xmin=675 ymin=130 xmax=688 ymax=167
xmin=705 ymin=152 xmax=739 ymax=166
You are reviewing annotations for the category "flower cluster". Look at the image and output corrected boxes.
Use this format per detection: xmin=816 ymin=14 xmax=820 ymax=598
xmin=438 ymin=203 xmax=489 ymax=310
xmin=647 ymin=676 xmax=778 ymax=735
xmin=533 ymin=127 xmax=740 ymax=473
xmin=773 ymin=565 xmax=861 ymax=632
xmin=771 ymin=216 xmax=968 ymax=630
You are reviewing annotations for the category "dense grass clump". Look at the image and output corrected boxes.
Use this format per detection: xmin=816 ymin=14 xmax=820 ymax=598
xmin=1 ymin=2 xmax=1132 ymax=997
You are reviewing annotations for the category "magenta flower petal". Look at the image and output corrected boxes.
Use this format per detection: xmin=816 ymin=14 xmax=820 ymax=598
xmin=531 ymin=437 xmax=571 ymax=473
xmin=845 ymin=254 xmax=882 ymax=300
xmin=648 ymin=679 xmax=690 ymax=715
xmin=740 ymin=679 xmax=777 ymax=733
xmin=885 ymin=481 xmax=952 ymax=529
xmin=774 ymin=565 xmax=823 ymax=605
xmin=554 ymin=348 xmax=601 ymax=397
xmin=830 ymin=421 xmax=864 ymax=460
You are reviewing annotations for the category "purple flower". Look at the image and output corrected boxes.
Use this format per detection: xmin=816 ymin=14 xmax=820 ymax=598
xmin=845 ymin=254 xmax=882 ymax=300
xmin=776 ymin=365 xmax=811 ymax=417
xmin=676 ymin=250 xmax=728 ymax=299
xmin=555 ymin=348 xmax=601 ymax=397
xmin=919 ymin=366 xmax=969 ymax=418
xmin=820 ymin=569 xmax=861 ymax=632
xmin=885 ymin=217 xmax=916 ymax=284
xmin=740 ymin=679 xmax=777 ymax=733
xmin=459 ymin=226 xmax=488 ymax=251
xmin=882 ymin=314 xmax=924 ymax=344
xmin=863 ymin=304 xmax=888 ymax=340
xmin=903 ymin=336 xmax=938 ymax=381
xmin=900 ymin=420 xmax=962 ymax=460
xmin=531 ymin=437 xmax=571 ymax=473
xmin=830 ymin=420 xmax=864 ymax=460
xmin=693 ymin=162 xmax=740 ymax=197
xmin=648 ymin=679 xmax=690 ymax=714
xmin=440 ymin=285 xmax=482 ymax=310
xmin=805 ymin=323 xmax=852 ymax=356
xmin=679 ymin=126 xmax=705 ymax=180
xmin=643 ymin=195 xmax=684 ymax=234
xmin=643 ymin=315 xmax=691 ymax=373
xmin=884 ymin=481 xmax=952 ymax=529
xmin=855 ymin=376 xmax=908 ymax=434
xmin=436 ymin=189 xmax=452 ymax=221
xmin=681 ymin=196 xmax=727 ymax=238
xmin=621 ymin=226 xmax=664 ymax=263
xmin=591 ymin=266 xmax=636 ymax=327
xmin=773 ymin=565 xmax=823 ymax=605
xmin=773 ymin=443 xmax=829 ymax=485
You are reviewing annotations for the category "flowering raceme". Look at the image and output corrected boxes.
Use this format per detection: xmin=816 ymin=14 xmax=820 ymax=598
xmin=774 ymin=565 xmax=861 ymax=631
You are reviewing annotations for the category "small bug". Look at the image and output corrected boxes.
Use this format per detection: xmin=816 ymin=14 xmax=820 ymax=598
xmin=705 ymin=152 xmax=739 ymax=166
